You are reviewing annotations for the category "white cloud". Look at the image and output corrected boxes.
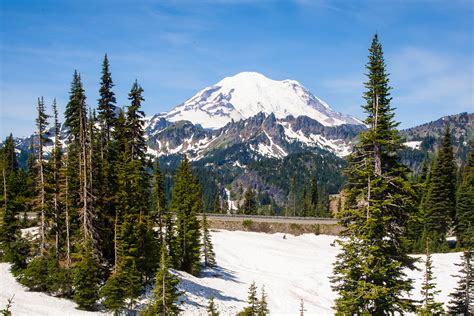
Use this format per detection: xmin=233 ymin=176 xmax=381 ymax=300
xmin=389 ymin=47 xmax=473 ymax=112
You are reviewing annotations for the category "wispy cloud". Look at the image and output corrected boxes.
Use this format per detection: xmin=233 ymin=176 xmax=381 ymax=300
xmin=389 ymin=47 xmax=473 ymax=113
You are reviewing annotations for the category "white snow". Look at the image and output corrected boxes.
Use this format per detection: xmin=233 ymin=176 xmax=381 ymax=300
xmin=403 ymin=140 xmax=422 ymax=150
xmin=282 ymin=124 xmax=352 ymax=157
xmin=0 ymin=231 xmax=461 ymax=315
xmin=0 ymin=264 xmax=103 ymax=315
xmin=159 ymin=72 xmax=362 ymax=129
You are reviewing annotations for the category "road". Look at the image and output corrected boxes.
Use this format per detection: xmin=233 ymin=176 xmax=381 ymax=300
xmin=197 ymin=213 xmax=339 ymax=225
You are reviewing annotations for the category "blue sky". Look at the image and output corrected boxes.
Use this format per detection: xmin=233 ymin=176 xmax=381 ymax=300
xmin=1 ymin=0 xmax=473 ymax=138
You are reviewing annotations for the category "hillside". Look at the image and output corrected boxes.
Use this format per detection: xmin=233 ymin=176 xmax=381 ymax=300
xmin=400 ymin=112 xmax=473 ymax=171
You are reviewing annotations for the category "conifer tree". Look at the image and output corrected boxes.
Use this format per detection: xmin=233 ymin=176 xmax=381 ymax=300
xmin=35 ymin=97 xmax=50 ymax=254
xmin=331 ymin=34 xmax=416 ymax=314
xmin=456 ymin=144 xmax=474 ymax=248
xmin=0 ymin=135 xmax=30 ymax=272
xmin=97 ymin=54 xmax=117 ymax=147
xmin=207 ymin=295 xmax=219 ymax=316
xmin=424 ymin=126 xmax=457 ymax=250
xmin=50 ymin=99 xmax=63 ymax=257
xmin=169 ymin=156 xmax=202 ymax=275
xmin=242 ymin=187 xmax=257 ymax=215
xmin=116 ymin=214 xmax=142 ymax=305
xmin=417 ymin=242 xmax=444 ymax=315
xmin=143 ymin=242 xmax=182 ymax=315
xmin=96 ymin=54 xmax=118 ymax=265
xmin=258 ymin=285 xmax=269 ymax=316
xmin=100 ymin=270 xmax=126 ymax=314
xmin=244 ymin=282 xmax=258 ymax=315
xmin=126 ymin=80 xmax=146 ymax=161
xmin=72 ymin=241 xmax=100 ymax=310
xmin=202 ymin=212 xmax=216 ymax=267
xmin=310 ymin=174 xmax=318 ymax=216
xmin=213 ymin=193 xmax=221 ymax=214
xmin=64 ymin=71 xmax=95 ymax=244
xmin=447 ymin=250 xmax=473 ymax=314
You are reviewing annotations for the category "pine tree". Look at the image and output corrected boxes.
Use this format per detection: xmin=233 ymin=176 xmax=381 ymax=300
xmin=116 ymin=214 xmax=142 ymax=307
xmin=50 ymin=99 xmax=63 ymax=258
xmin=34 ymin=97 xmax=50 ymax=254
xmin=248 ymin=282 xmax=258 ymax=314
xmin=207 ymin=295 xmax=219 ymax=316
xmin=97 ymin=54 xmax=117 ymax=148
xmin=169 ymin=156 xmax=202 ymax=275
xmin=72 ymin=241 xmax=101 ymax=310
xmin=447 ymin=250 xmax=474 ymax=315
xmin=417 ymin=242 xmax=444 ymax=315
xmin=456 ymin=144 xmax=474 ymax=248
xmin=213 ymin=192 xmax=221 ymax=214
xmin=424 ymin=126 xmax=457 ymax=250
xmin=100 ymin=270 xmax=126 ymax=314
xmin=310 ymin=173 xmax=318 ymax=216
xmin=143 ymin=242 xmax=182 ymax=316
xmin=126 ymin=80 xmax=146 ymax=162
xmin=242 ymin=187 xmax=257 ymax=215
xmin=96 ymin=54 xmax=118 ymax=265
xmin=257 ymin=285 xmax=269 ymax=316
xmin=0 ymin=135 xmax=27 ymax=270
xmin=331 ymin=34 xmax=416 ymax=314
xmin=202 ymin=211 xmax=216 ymax=267
xmin=64 ymin=71 xmax=95 ymax=245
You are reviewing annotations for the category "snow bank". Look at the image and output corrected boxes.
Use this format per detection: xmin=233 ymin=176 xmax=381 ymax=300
xmin=0 ymin=264 xmax=103 ymax=315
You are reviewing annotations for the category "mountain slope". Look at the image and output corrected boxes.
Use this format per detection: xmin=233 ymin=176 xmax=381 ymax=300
xmin=158 ymin=72 xmax=362 ymax=129
xmin=400 ymin=112 xmax=474 ymax=171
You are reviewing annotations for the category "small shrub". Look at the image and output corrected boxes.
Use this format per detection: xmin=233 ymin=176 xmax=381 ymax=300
xmin=242 ymin=219 xmax=254 ymax=229
xmin=289 ymin=223 xmax=301 ymax=230
xmin=313 ymin=224 xmax=321 ymax=235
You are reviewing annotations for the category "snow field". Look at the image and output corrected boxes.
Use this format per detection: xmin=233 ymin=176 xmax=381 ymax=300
xmin=0 ymin=230 xmax=462 ymax=315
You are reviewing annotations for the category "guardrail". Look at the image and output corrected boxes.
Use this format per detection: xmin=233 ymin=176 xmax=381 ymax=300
xmin=198 ymin=213 xmax=335 ymax=221
xmin=196 ymin=213 xmax=338 ymax=224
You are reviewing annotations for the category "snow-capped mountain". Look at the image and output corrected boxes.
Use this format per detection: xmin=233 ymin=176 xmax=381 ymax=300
xmin=158 ymin=72 xmax=362 ymax=129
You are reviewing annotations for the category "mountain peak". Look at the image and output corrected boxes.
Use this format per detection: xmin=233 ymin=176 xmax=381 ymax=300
xmin=160 ymin=72 xmax=362 ymax=129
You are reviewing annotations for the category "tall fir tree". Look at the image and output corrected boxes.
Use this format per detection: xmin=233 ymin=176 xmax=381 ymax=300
xmin=331 ymin=34 xmax=416 ymax=314
xmin=50 ymin=99 xmax=63 ymax=258
xmin=34 ymin=97 xmax=50 ymax=254
xmin=169 ymin=156 xmax=202 ymax=276
xmin=97 ymin=54 xmax=117 ymax=148
xmin=455 ymin=144 xmax=474 ymax=248
xmin=424 ymin=126 xmax=457 ymax=250
xmin=0 ymin=135 xmax=30 ymax=272
xmin=447 ymin=250 xmax=473 ymax=314
xmin=126 ymin=80 xmax=146 ymax=162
